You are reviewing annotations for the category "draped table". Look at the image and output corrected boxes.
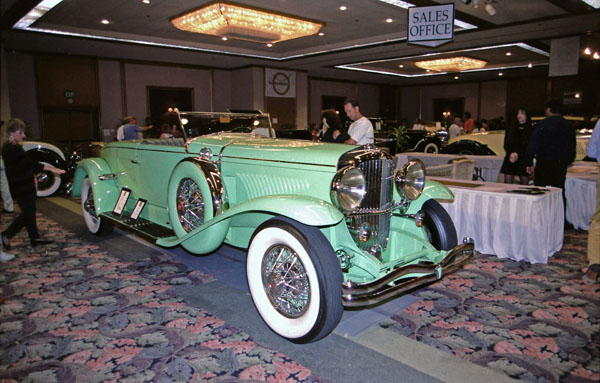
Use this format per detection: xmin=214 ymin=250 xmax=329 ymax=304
xmin=396 ymin=152 xmax=504 ymax=182
xmin=565 ymin=161 xmax=599 ymax=230
xmin=430 ymin=177 xmax=564 ymax=264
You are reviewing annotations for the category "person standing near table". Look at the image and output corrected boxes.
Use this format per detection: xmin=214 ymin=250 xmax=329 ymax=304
xmin=343 ymin=100 xmax=374 ymax=145
xmin=525 ymin=99 xmax=576 ymax=190
xmin=500 ymin=107 xmax=534 ymax=185
xmin=463 ymin=112 xmax=474 ymax=134
xmin=448 ymin=116 xmax=463 ymax=139
xmin=1 ymin=118 xmax=65 ymax=251
xmin=583 ymin=119 xmax=600 ymax=283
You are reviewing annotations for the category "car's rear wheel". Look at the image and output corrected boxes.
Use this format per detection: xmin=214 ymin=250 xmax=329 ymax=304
xmin=35 ymin=161 xmax=62 ymax=197
xmin=422 ymin=200 xmax=457 ymax=251
xmin=81 ymin=178 xmax=113 ymax=236
xmin=247 ymin=217 xmax=343 ymax=343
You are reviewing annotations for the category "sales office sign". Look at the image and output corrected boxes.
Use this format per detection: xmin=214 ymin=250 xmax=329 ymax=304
xmin=407 ymin=3 xmax=454 ymax=47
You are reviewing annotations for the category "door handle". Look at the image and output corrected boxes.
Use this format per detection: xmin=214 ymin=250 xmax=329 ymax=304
xmin=131 ymin=160 xmax=138 ymax=164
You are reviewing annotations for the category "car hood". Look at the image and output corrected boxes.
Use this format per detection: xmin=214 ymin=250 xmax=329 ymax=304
xmin=187 ymin=133 xmax=354 ymax=167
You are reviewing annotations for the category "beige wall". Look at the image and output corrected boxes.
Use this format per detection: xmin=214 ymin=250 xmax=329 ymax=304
xmin=309 ymin=79 xmax=380 ymax=125
xmin=5 ymin=50 xmax=515 ymax=141
xmin=400 ymin=80 xmax=508 ymax=124
xmin=124 ymin=63 xmax=212 ymax=121
xmin=479 ymin=80 xmax=507 ymax=120
xmin=97 ymin=60 xmax=123 ymax=140
xmin=4 ymin=52 xmax=40 ymax=138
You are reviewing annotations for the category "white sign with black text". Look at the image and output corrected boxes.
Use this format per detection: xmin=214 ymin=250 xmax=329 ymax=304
xmin=407 ymin=4 xmax=454 ymax=47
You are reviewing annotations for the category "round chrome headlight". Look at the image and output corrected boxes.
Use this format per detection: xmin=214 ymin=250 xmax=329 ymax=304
xmin=395 ymin=159 xmax=426 ymax=200
xmin=331 ymin=167 xmax=366 ymax=213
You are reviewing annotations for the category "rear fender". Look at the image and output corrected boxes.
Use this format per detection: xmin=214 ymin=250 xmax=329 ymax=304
xmin=71 ymin=158 xmax=120 ymax=215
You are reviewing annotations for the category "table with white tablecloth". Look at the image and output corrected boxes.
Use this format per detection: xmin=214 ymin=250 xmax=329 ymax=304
xmin=565 ymin=161 xmax=599 ymax=230
xmin=430 ymin=177 xmax=564 ymax=264
xmin=396 ymin=152 xmax=504 ymax=182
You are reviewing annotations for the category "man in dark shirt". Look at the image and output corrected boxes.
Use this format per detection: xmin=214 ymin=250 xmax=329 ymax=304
xmin=525 ymin=99 xmax=576 ymax=190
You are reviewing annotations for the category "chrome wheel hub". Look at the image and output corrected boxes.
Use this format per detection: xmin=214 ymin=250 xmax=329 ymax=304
xmin=261 ymin=245 xmax=310 ymax=318
xmin=176 ymin=178 xmax=205 ymax=232
xmin=84 ymin=190 xmax=98 ymax=221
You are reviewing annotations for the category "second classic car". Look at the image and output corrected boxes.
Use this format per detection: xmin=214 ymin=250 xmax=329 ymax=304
xmin=71 ymin=111 xmax=474 ymax=343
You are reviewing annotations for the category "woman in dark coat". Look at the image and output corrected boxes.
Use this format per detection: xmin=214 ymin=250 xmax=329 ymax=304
xmin=319 ymin=109 xmax=343 ymax=143
xmin=500 ymin=107 xmax=534 ymax=185
xmin=1 ymin=118 xmax=65 ymax=250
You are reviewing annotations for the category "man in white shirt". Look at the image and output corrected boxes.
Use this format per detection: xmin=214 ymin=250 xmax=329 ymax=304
xmin=343 ymin=99 xmax=374 ymax=145
xmin=448 ymin=116 xmax=463 ymax=139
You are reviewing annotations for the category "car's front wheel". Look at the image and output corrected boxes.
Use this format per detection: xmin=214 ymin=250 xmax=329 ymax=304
xmin=423 ymin=142 xmax=439 ymax=154
xmin=422 ymin=200 xmax=457 ymax=251
xmin=247 ymin=217 xmax=343 ymax=343
xmin=81 ymin=177 xmax=113 ymax=236
xmin=35 ymin=161 xmax=62 ymax=197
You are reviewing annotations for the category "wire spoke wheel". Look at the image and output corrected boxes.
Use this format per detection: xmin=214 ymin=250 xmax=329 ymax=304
xmin=176 ymin=177 xmax=205 ymax=232
xmin=262 ymin=245 xmax=310 ymax=318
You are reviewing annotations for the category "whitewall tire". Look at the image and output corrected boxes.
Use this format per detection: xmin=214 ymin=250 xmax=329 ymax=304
xmin=81 ymin=178 xmax=113 ymax=236
xmin=35 ymin=161 xmax=62 ymax=197
xmin=247 ymin=217 xmax=342 ymax=343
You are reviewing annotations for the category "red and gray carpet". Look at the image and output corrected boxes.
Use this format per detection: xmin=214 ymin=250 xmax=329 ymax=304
xmin=0 ymin=214 xmax=328 ymax=382
xmin=379 ymin=230 xmax=599 ymax=383
xmin=1 ymin=211 xmax=598 ymax=382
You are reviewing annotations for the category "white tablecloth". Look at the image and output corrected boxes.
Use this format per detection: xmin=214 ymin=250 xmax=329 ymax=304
xmin=396 ymin=152 xmax=504 ymax=182
xmin=565 ymin=162 xmax=599 ymax=230
xmin=431 ymin=177 xmax=564 ymax=264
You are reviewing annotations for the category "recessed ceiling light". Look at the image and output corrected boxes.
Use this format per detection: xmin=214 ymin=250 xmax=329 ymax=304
xmin=398 ymin=64 xmax=404 ymax=68
xmin=594 ymin=52 xmax=600 ymax=59
xmin=318 ymin=32 xmax=324 ymax=36
xmin=505 ymin=52 xmax=512 ymax=56
xmin=267 ymin=43 xmax=272 ymax=47
xmin=386 ymin=18 xmax=393 ymax=23
xmin=142 ymin=0 xmax=150 ymax=3
xmin=340 ymin=5 xmax=347 ymax=10
xmin=454 ymin=76 xmax=459 ymax=79
xmin=498 ymin=72 xmax=503 ymax=76
xmin=528 ymin=63 xmax=532 ymax=68
xmin=426 ymin=69 xmax=431 ymax=72
xmin=584 ymin=47 xmax=592 ymax=55
xmin=101 ymin=19 xmax=110 ymax=25
xmin=222 ymin=37 xmax=228 ymax=41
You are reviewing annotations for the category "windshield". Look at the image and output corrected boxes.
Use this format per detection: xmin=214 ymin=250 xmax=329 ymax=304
xmin=177 ymin=112 xmax=273 ymax=138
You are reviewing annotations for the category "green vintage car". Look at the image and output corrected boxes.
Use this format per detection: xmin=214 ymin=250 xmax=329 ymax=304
xmin=71 ymin=111 xmax=474 ymax=343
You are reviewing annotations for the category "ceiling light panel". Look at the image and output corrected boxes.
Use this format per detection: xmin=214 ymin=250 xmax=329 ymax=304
xmin=171 ymin=2 xmax=324 ymax=43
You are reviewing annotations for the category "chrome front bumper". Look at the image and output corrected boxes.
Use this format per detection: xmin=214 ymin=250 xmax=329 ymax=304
xmin=341 ymin=239 xmax=475 ymax=307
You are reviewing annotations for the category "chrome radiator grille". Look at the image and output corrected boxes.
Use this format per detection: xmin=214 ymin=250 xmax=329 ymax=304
xmin=348 ymin=156 xmax=394 ymax=257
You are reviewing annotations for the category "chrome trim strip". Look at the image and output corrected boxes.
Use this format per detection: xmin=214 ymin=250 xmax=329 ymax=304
xmin=341 ymin=242 xmax=474 ymax=307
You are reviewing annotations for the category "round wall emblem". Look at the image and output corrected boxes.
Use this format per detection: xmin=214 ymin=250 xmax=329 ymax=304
xmin=271 ymin=72 xmax=290 ymax=95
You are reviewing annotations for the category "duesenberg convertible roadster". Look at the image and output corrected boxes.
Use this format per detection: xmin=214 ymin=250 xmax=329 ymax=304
xmin=71 ymin=111 xmax=473 ymax=343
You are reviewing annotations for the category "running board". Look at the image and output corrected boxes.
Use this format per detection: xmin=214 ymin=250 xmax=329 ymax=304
xmin=100 ymin=212 xmax=175 ymax=242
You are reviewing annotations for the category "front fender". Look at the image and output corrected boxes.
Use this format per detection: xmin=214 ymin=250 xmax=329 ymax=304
xmin=405 ymin=180 xmax=454 ymax=214
xmin=71 ymin=158 xmax=120 ymax=215
xmin=157 ymin=195 xmax=344 ymax=250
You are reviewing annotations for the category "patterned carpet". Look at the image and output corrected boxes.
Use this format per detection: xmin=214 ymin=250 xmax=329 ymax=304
xmin=379 ymin=229 xmax=600 ymax=383
xmin=0 ymin=213 xmax=328 ymax=383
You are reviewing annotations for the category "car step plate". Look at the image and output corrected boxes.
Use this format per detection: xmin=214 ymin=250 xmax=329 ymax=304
xmin=100 ymin=212 xmax=175 ymax=241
